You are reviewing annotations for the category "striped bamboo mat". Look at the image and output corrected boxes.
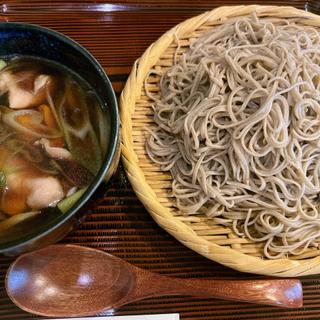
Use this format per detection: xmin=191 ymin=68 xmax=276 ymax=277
xmin=1 ymin=1 xmax=320 ymax=319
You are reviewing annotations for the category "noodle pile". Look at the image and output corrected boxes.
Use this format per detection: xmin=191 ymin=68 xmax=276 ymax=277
xmin=146 ymin=13 xmax=320 ymax=259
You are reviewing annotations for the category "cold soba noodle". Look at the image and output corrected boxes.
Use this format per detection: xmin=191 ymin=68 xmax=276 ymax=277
xmin=146 ymin=13 xmax=320 ymax=258
xmin=0 ymin=58 xmax=107 ymax=234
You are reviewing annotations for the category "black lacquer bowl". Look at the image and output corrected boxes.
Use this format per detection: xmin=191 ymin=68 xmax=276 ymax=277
xmin=0 ymin=23 xmax=120 ymax=255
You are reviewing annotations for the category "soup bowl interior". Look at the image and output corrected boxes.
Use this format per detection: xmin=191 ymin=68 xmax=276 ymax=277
xmin=0 ymin=23 xmax=119 ymax=255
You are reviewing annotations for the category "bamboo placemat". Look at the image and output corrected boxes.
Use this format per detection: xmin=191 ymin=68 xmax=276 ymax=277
xmin=1 ymin=1 xmax=320 ymax=319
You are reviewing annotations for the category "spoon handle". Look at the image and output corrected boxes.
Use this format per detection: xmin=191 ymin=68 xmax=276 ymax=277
xmin=130 ymin=269 xmax=302 ymax=308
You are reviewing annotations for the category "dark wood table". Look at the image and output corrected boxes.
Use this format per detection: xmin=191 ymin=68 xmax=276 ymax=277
xmin=1 ymin=1 xmax=320 ymax=319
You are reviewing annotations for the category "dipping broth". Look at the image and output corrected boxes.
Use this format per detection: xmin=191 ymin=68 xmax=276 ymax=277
xmin=0 ymin=57 xmax=109 ymax=233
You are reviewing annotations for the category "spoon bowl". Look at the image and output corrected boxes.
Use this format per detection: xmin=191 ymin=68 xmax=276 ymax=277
xmin=6 ymin=245 xmax=303 ymax=317
xmin=6 ymin=245 xmax=133 ymax=316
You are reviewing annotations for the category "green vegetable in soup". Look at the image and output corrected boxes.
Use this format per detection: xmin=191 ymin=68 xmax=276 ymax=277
xmin=0 ymin=171 xmax=6 ymax=188
xmin=87 ymin=92 xmax=110 ymax=158
xmin=0 ymin=59 xmax=6 ymax=71
xmin=0 ymin=211 xmax=40 ymax=232
xmin=57 ymin=187 xmax=87 ymax=213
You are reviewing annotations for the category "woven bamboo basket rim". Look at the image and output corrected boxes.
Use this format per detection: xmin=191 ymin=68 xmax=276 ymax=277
xmin=120 ymin=5 xmax=320 ymax=277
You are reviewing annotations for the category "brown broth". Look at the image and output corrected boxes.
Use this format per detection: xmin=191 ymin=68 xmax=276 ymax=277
xmin=0 ymin=56 xmax=108 ymax=223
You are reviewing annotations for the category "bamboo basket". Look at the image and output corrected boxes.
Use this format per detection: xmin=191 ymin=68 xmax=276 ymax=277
xmin=120 ymin=5 xmax=320 ymax=277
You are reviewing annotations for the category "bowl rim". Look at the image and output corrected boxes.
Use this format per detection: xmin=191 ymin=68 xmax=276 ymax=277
xmin=0 ymin=22 xmax=120 ymax=252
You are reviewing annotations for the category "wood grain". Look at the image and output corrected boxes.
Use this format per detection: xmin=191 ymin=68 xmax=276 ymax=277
xmin=0 ymin=1 xmax=319 ymax=319
xmin=5 ymin=244 xmax=302 ymax=317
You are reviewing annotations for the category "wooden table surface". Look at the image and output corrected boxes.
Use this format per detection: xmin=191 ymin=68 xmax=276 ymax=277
xmin=1 ymin=1 xmax=320 ymax=319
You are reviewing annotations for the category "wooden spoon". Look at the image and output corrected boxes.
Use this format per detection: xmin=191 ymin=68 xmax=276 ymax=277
xmin=6 ymin=244 xmax=303 ymax=317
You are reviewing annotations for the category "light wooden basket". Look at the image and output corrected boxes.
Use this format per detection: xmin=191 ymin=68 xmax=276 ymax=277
xmin=120 ymin=5 xmax=320 ymax=277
